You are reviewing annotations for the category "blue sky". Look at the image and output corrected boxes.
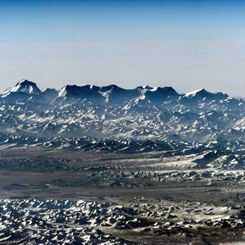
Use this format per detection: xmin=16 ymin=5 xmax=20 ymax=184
xmin=0 ymin=0 xmax=244 ymax=96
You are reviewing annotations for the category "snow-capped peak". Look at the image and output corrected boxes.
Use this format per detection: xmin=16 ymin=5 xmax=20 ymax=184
xmin=3 ymin=79 xmax=41 ymax=96
xmin=185 ymin=88 xmax=207 ymax=97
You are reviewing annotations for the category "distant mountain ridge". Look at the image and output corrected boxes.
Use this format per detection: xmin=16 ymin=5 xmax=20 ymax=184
xmin=1 ymin=79 xmax=233 ymax=102
xmin=0 ymin=79 xmax=244 ymax=169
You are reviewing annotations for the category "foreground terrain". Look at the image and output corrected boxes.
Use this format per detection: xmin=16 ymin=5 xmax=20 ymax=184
xmin=0 ymin=148 xmax=245 ymax=244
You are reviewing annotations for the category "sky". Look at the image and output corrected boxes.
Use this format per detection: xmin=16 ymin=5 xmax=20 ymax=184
xmin=0 ymin=0 xmax=244 ymax=97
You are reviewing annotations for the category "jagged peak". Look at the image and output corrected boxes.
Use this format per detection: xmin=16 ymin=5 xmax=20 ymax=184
xmin=184 ymin=88 xmax=228 ymax=99
xmin=3 ymin=79 xmax=41 ymax=96
xmin=100 ymin=84 xmax=126 ymax=92
xmin=17 ymin=79 xmax=36 ymax=86
xmin=147 ymin=86 xmax=178 ymax=96
xmin=185 ymin=88 xmax=208 ymax=97
xmin=58 ymin=84 xmax=101 ymax=98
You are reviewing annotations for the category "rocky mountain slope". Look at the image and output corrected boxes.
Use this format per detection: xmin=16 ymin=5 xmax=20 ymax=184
xmin=0 ymin=80 xmax=244 ymax=167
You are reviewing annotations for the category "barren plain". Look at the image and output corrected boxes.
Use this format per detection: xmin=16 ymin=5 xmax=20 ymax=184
xmin=0 ymin=148 xmax=245 ymax=244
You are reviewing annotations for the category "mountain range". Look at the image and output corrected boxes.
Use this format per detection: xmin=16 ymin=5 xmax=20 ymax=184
xmin=0 ymin=79 xmax=244 ymax=167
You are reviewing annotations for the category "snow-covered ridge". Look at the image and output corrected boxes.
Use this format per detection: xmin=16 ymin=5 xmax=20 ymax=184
xmin=0 ymin=79 xmax=243 ymax=157
xmin=1 ymin=80 xmax=236 ymax=100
